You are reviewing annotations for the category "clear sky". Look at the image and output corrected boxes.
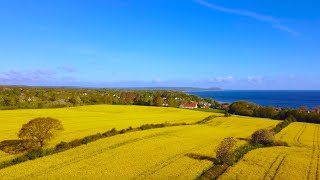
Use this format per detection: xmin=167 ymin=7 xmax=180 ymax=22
xmin=0 ymin=0 xmax=319 ymax=89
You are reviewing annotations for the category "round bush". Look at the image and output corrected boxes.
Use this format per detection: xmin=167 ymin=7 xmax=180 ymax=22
xmin=251 ymin=129 xmax=275 ymax=146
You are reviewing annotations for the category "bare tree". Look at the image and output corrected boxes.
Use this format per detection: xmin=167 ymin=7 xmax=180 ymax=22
xmin=216 ymin=137 xmax=236 ymax=165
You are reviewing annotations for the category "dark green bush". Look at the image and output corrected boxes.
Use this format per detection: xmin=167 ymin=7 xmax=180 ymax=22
xmin=69 ymin=139 xmax=83 ymax=148
xmin=56 ymin=141 xmax=71 ymax=151
xmin=140 ymin=124 xmax=152 ymax=130
xmin=82 ymin=137 xmax=91 ymax=145
xmin=119 ymin=129 xmax=126 ymax=134
xmin=26 ymin=151 xmax=42 ymax=160
xmin=102 ymin=128 xmax=119 ymax=137
xmin=12 ymin=156 xmax=29 ymax=164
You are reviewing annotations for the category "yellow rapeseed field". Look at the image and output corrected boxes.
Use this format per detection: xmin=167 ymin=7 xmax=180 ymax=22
xmin=0 ymin=115 xmax=279 ymax=180
xmin=0 ymin=105 xmax=217 ymax=162
xmin=220 ymin=122 xmax=320 ymax=180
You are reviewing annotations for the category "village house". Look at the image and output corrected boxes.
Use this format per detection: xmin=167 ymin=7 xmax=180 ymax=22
xmin=180 ymin=102 xmax=198 ymax=109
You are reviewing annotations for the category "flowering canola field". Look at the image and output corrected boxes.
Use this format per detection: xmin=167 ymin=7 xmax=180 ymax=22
xmin=0 ymin=105 xmax=216 ymax=162
xmin=220 ymin=122 xmax=320 ymax=180
xmin=0 ymin=116 xmax=279 ymax=179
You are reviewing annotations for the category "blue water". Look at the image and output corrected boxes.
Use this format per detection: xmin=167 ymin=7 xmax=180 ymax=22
xmin=189 ymin=90 xmax=320 ymax=109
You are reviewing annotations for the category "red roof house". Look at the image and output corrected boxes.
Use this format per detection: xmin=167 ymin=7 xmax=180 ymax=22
xmin=180 ymin=102 xmax=198 ymax=109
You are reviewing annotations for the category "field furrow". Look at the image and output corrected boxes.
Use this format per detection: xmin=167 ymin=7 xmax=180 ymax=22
xmin=263 ymin=155 xmax=282 ymax=180
xmin=307 ymin=126 xmax=317 ymax=180
xmin=220 ymin=122 xmax=320 ymax=180
xmin=316 ymin=127 xmax=320 ymax=180
xmin=294 ymin=124 xmax=307 ymax=146
xmin=271 ymin=156 xmax=286 ymax=180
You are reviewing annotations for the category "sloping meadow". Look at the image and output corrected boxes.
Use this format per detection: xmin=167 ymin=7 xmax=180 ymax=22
xmin=0 ymin=116 xmax=279 ymax=179
xmin=0 ymin=105 xmax=216 ymax=162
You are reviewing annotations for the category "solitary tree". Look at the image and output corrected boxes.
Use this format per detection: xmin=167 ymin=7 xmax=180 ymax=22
xmin=216 ymin=137 xmax=236 ymax=165
xmin=18 ymin=117 xmax=64 ymax=150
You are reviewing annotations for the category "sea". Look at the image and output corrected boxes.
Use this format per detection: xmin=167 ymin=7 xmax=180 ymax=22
xmin=188 ymin=90 xmax=320 ymax=109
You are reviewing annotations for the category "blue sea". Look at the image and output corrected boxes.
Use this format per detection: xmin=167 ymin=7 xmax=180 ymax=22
xmin=189 ymin=90 xmax=320 ymax=109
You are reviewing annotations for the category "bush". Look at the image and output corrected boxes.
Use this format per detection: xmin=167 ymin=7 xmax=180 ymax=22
xmin=26 ymin=151 xmax=42 ymax=160
xmin=119 ymin=129 xmax=126 ymax=134
xmin=12 ymin=156 xmax=29 ymax=164
xmin=216 ymin=137 xmax=237 ymax=165
xmin=139 ymin=124 xmax=152 ymax=130
xmin=102 ymin=128 xmax=119 ymax=137
xmin=286 ymin=115 xmax=297 ymax=122
xmin=69 ymin=139 xmax=83 ymax=148
xmin=251 ymin=129 xmax=275 ymax=146
xmin=56 ymin=141 xmax=71 ymax=151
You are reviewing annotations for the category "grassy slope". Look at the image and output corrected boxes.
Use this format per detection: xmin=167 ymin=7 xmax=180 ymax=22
xmin=0 ymin=116 xmax=279 ymax=180
xmin=0 ymin=105 xmax=217 ymax=162
xmin=220 ymin=122 xmax=320 ymax=180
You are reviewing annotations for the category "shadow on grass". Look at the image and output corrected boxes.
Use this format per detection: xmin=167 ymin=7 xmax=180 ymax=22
xmin=185 ymin=153 xmax=217 ymax=163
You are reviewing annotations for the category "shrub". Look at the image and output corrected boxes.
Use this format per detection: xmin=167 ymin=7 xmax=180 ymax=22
xmin=216 ymin=137 xmax=237 ymax=165
xmin=69 ymin=139 xmax=83 ymax=148
xmin=12 ymin=156 xmax=29 ymax=164
xmin=251 ymin=129 xmax=275 ymax=146
xmin=119 ymin=129 xmax=126 ymax=134
xmin=26 ymin=151 xmax=42 ymax=160
xmin=224 ymin=111 xmax=231 ymax=117
xmin=82 ymin=137 xmax=90 ymax=145
xmin=102 ymin=128 xmax=119 ymax=137
xmin=56 ymin=141 xmax=71 ymax=151
xmin=286 ymin=115 xmax=297 ymax=122
xmin=139 ymin=124 xmax=152 ymax=130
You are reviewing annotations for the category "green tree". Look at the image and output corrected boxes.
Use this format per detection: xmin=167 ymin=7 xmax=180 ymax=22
xmin=153 ymin=95 xmax=164 ymax=107
xmin=167 ymin=97 xmax=177 ymax=107
xmin=18 ymin=117 xmax=64 ymax=150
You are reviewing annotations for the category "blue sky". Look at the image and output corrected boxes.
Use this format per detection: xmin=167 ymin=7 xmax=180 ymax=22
xmin=0 ymin=0 xmax=319 ymax=89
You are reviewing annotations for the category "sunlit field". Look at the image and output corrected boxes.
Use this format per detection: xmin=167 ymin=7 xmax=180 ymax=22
xmin=0 ymin=116 xmax=279 ymax=179
xmin=0 ymin=105 xmax=217 ymax=162
xmin=220 ymin=122 xmax=320 ymax=180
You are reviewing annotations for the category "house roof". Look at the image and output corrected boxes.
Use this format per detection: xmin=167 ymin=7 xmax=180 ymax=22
xmin=183 ymin=102 xmax=198 ymax=107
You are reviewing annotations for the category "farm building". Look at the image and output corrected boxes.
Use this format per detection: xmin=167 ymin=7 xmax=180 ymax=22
xmin=180 ymin=102 xmax=198 ymax=109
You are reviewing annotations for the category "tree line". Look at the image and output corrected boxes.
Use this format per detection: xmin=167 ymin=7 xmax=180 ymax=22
xmin=0 ymin=86 xmax=220 ymax=109
xmin=228 ymin=101 xmax=320 ymax=124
